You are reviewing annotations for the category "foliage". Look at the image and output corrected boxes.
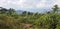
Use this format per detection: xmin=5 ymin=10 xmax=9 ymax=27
xmin=0 ymin=5 xmax=60 ymax=29
xmin=52 ymin=5 xmax=59 ymax=13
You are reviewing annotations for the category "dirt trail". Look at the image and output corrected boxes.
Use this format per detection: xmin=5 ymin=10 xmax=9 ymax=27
xmin=21 ymin=23 xmax=35 ymax=29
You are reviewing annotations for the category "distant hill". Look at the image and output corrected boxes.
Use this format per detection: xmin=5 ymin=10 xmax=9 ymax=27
xmin=16 ymin=10 xmax=24 ymax=14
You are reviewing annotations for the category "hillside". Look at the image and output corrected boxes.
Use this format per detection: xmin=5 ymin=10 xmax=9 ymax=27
xmin=0 ymin=5 xmax=60 ymax=29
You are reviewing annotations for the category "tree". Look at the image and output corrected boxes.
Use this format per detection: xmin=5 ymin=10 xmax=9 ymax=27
xmin=45 ymin=11 xmax=50 ymax=14
xmin=22 ymin=11 xmax=28 ymax=16
xmin=52 ymin=5 xmax=59 ymax=13
xmin=22 ymin=11 xmax=27 ymax=14
xmin=8 ymin=8 xmax=16 ymax=15
xmin=27 ymin=12 xmax=33 ymax=15
xmin=0 ymin=7 xmax=8 ymax=14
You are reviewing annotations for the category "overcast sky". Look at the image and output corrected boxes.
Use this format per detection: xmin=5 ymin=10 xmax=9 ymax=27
xmin=0 ymin=0 xmax=60 ymax=12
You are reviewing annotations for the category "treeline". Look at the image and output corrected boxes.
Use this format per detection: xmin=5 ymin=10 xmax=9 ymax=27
xmin=0 ymin=5 xmax=60 ymax=29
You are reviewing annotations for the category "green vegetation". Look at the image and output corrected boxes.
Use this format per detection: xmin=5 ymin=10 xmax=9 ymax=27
xmin=0 ymin=5 xmax=60 ymax=29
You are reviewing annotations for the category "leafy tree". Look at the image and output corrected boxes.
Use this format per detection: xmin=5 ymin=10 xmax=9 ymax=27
xmin=52 ymin=5 xmax=59 ymax=13
xmin=22 ymin=11 xmax=28 ymax=16
xmin=27 ymin=12 xmax=33 ymax=15
xmin=0 ymin=7 xmax=8 ymax=14
xmin=8 ymin=8 xmax=16 ymax=15
xmin=22 ymin=11 xmax=27 ymax=14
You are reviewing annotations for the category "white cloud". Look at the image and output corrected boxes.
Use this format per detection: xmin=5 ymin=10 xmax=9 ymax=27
xmin=54 ymin=0 xmax=60 ymax=7
xmin=0 ymin=0 xmax=60 ymax=11
xmin=36 ymin=0 xmax=46 ymax=8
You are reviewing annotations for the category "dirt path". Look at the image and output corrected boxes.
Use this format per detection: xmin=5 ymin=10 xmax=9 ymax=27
xmin=21 ymin=23 xmax=35 ymax=29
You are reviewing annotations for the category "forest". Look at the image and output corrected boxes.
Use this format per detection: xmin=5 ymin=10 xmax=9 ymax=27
xmin=0 ymin=5 xmax=60 ymax=29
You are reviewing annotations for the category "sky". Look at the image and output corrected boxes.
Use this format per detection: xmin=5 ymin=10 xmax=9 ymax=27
xmin=0 ymin=0 xmax=60 ymax=13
